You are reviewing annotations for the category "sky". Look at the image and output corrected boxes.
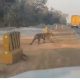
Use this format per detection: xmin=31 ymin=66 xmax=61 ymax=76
xmin=46 ymin=0 xmax=80 ymax=22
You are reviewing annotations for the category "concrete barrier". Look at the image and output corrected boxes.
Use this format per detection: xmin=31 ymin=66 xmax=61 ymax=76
xmin=0 ymin=31 xmax=23 ymax=64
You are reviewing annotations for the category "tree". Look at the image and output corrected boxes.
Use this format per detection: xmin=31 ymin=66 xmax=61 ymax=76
xmin=0 ymin=0 xmax=67 ymax=27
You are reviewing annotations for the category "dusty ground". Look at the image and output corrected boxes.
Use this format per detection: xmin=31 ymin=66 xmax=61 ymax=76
xmin=0 ymin=26 xmax=80 ymax=77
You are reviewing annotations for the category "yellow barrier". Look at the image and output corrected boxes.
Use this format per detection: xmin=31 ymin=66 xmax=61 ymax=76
xmin=0 ymin=31 xmax=23 ymax=64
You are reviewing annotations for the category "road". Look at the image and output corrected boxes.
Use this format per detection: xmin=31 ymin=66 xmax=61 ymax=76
xmin=72 ymin=27 xmax=80 ymax=39
xmin=13 ymin=67 xmax=80 ymax=78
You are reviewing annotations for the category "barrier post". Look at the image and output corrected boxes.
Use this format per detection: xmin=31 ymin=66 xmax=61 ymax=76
xmin=0 ymin=31 xmax=23 ymax=64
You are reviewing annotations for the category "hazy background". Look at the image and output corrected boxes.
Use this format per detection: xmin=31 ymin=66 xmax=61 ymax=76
xmin=46 ymin=0 xmax=80 ymax=22
xmin=0 ymin=0 xmax=69 ymax=27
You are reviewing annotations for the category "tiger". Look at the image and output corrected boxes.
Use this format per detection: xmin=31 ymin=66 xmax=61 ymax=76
xmin=30 ymin=32 xmax=54 ymax=45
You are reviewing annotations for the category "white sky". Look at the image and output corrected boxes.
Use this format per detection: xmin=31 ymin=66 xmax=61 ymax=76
xmin=46 ymin=0 xmax=80 ymax=22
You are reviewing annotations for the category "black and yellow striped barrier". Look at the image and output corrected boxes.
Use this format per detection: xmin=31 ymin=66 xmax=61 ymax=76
xmin=0 ymin=31 xmax=23 ymax=64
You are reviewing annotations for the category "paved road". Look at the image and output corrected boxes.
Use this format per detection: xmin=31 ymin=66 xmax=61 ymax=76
xmin=0 ymin=26 xmax=79 ymax=38
xmin=13 ymin=67 xmax=80 ymax=78
xmin=72 ymin=27 xmax=80 ymax=39
xmin=0 ymin=27 xmax=42 ymax=37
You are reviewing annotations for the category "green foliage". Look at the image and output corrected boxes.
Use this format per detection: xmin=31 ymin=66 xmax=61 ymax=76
xmin=0 ymin=0 xmax=67 ymax=27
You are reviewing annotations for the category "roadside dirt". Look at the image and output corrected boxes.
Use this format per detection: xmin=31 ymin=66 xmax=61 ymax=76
xmin=0 ymin=26 xmax=80 ymax=77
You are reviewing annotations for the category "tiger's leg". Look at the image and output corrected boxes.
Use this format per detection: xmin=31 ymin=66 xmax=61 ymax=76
xmin=37 ymin=38 xmax=40 ymax=44
xmin=30 ymin=37 xmax=36 ymax=45
xmin=43 ymin=37 xmax=45 ymax=43
xmin=50 ymin=33 xmax=54 ymax=43
xmin=47 ymin=33 xmax=54 ymax=43
xmin=46 ymin=33 xmax=50 ymax=41
xmin=48 ymin=36 xmax=53 ymax=42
